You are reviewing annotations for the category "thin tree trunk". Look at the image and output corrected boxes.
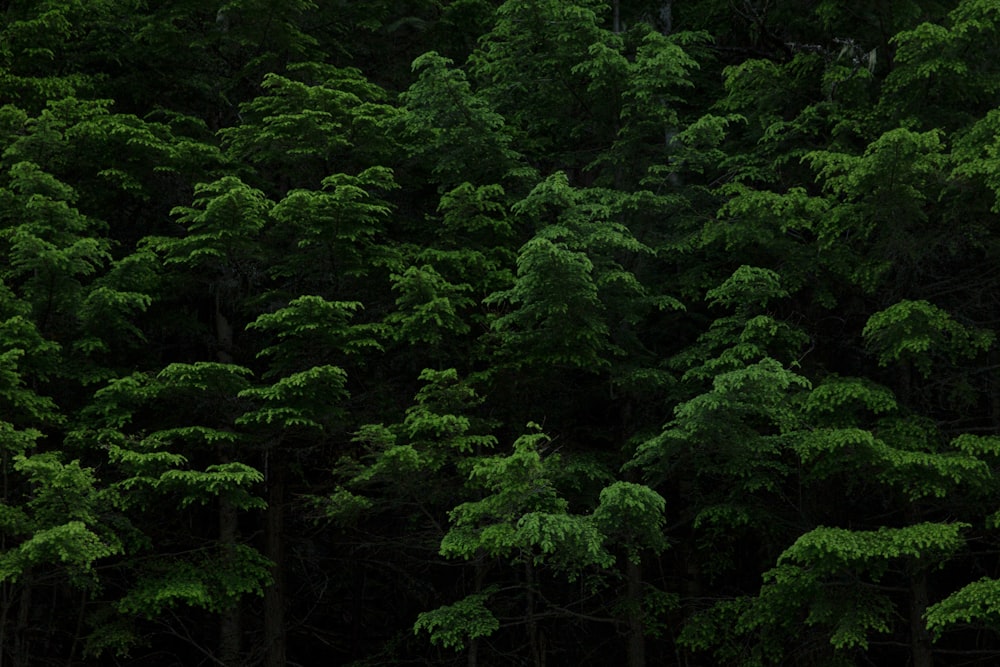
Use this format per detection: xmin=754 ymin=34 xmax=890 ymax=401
xmin=468 ymin=554 xmax=485 ymax=667
xmin=659 ymin=0 xmax=672 ymax=35
xmin=0 ymin=583 xmax=10 ymax=667
xmin=264 ymin=452 xmax=286 ymax=667
xmin=13 ymin=575 xmax=31 ymax=667
xmin=1 ymin=436 xmax=8 ymax=667
xmin=218 ymin=492 xmax=241 ymax=665
xmin=525 ymin=561 xmax=543 ymax=667
xmin=991 ymin=350 xmax=1000 ymax=432
xmin=467 ymin=635 xmax=478 ymax=667
xmin=897 ymin=362 xmax=912 ymax=406
xmin=215 ymin=292 xmax=234 ymax=364
xmin=621 ymin=460 xmax=646 ymax=667
xmin=66 ymin=589 xmax=87 ymax=667
xmin=910 ymin=567 xmax=934 ymax=667
xmin=626 ymin=557 xmax=646 ymax=667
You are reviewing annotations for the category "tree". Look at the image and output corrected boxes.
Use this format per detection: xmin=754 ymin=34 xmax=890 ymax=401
xmin=6 ymin=0 xmax=1000 ymax=665
xmin=76 ymin=362 xmax=268 ymax=663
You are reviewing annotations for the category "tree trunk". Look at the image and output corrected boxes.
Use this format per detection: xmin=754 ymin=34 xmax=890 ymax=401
xmin=467 ymin=635 xmax=478 ymax=667
xmin=468 ymin=554 xmax=486 ymax=667
xmin=525 ymin=561 xmax=544 ymax=667
xmin=215 ymin=292 xmax=234 ymax=364
xmin=12 ymin=576 xmax=31 ymax=667
xmin=659 ymin=0 xmax=672 ymax=35
xmin=621 ymin=461 xmax=646 ymax=667
xmin=626 ymin=557 xmax=646 ymax=667
xmin=990 ymin=350 xmax=1000 ymax=431
xmin=66 ymin=589 xmax=87 ymax=667
xmin=263 ymin=452 xmax=286 ymax=667
xmin=910 ymin=568 xmax=934 ymax=667
xmin=218 ymin=492 xmax=242 ymax=666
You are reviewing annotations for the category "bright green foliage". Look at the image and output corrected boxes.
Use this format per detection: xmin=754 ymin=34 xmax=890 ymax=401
xmin=927 ymin=577 xmax=1000 ymax=635
xmin=487 ymin=235 xmax=610 ymax=370
xmin=75 ymin=253 xmax=157 ymax=357
xmin=0 ymin=520 xmax=120 ymax=585
xmin=0 ymin=345 xmax=58 ymax=423
xmin=0 ymin=161 xmax=110 ymax=342
xmin=116 ymin=544 xmax=272 ymax=617
xmin=707 ymin=186 xmax=829 ymax=295
xmin=807 ymin=128 xmax=947 ymax=219
xmin=386 ymin=264 xmax=475 ymax=347
xmin=950 ymin=108 xmax=1000 ymax=213
xmin=90 ymin=362 xmax=263 ymax=512
xmin=639 ymin=357 xmax=810 ymax=529
xmin=790 ymin=420 xmax=991 ymax=500
xmin=874 ymin=426 xmax=991 ymax=500
xmin=393 ymin=181 xmax=517 ymax=371
xmin=0 ymin=286 xmax=60 ymax=425
xmin=70 ymin=361 xmax=269 ymax=654
xmin=435 ymin=182 xmax=515 ymax=273
xmin=268 ymin=166 xmax=397 ymax=287
xmin=487 ymin=172 xmax=678 ymax=372
xmin=238 ymin=365 xmax=349 ymax=430
xmin=149 ymin=176 xmax=271 ymax=268
xmin=592 ymin=481 xmax=669 ymax=563
xmin=0 ymin=0 xmax=120 ymax=110
xmin=683 ymin=523 xmax=970 ymax=662
xmin=402 ymin=368 xmax=497 ymax=456
xmin=674 ymin=266 xmax=808 ymax=382
xmin=245 ymin=297 xmax=380 ymax=376
xmin=240 ymin=297 xmax=381 ymax=430
xmin=952 ymin=433 xmax=1000 ymax=458
xmin=440 ymin=426 xmax=613 ymax=572
xmin=801 ymin=376 xmax=897 ymax=424
xmin=221 ymin=63 xmax=399 ymax=184
xmin=0 ymin=95 xmax=223 ymax=202
xmin=805 ymin=128 xmax=948 ymax=290
xmin=342 ymin=367 xmax=496 ymax=500
xmin=636 ymin=265 xmax=811 ymax=584
xmin=863 ymin=299 xmax=994 ymax=376
xmin=756 ymin=523 xmax=966 ymax=647
xmin=414 ymin=588 xmax=500 ymax=650
xmin=706 ymin=265 xmax=787 ymax=311
xmin=423 ymin=422 xmax=663 ymax=653
xmin=6 ymin=0 xmax=1000 ymax=665
xmin=399 ymin=52 xmax=525 ymax=188
xmin=885 ymin=0 xmax=1000 ymax=127
xmin=0 ymin=453 xmax=122 ymax=586
xmin=314 ymin=486 xmax=373 ymax=526
xmin=780 ymin=523 xmax=968 ymax=571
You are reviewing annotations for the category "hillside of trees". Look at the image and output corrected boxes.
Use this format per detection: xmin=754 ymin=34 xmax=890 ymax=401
xmin=3 ymin=0 xmax=1000 ymax=665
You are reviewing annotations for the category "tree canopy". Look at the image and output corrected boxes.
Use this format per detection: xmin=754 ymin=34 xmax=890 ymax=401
xmin=2 ymin=1 xmax=1000 ymax=665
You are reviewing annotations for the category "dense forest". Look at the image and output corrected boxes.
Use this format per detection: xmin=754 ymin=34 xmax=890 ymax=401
xmin=2 ymin=0 xmax=1000 ymax=665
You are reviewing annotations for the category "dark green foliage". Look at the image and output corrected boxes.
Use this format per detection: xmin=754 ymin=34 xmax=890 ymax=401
xmin=5 ymin=1 xmax=1000 ymax=666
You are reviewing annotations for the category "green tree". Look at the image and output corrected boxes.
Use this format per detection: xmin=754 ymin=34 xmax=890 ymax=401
xmin=75 ymin=362 xmax=268 ymax=663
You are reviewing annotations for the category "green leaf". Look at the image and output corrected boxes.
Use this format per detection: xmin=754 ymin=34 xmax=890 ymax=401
xmin=927 ymin=577 xmax=1000 ymax=634
xmin=863 ymin=299 xmax=994 ymax=375
xmin=414 ymin=589 xmax=500 ymax=650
